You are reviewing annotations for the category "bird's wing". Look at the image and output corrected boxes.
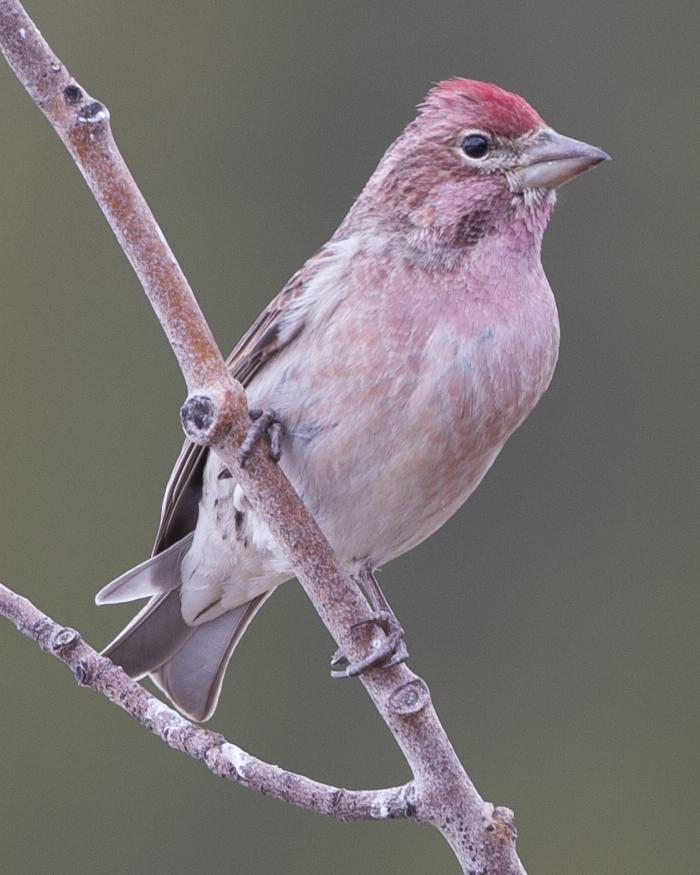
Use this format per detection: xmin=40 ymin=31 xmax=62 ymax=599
xmin=153 ymin=260 xmax=314 ymax=554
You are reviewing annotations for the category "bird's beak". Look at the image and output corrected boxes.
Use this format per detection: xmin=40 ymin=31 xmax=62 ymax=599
xmin=514 ymin=129 xmax=610 ymax=192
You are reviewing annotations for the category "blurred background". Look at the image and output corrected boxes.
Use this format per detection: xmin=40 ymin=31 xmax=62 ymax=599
xmin=0 ymin=1 xmax=697 ymax=873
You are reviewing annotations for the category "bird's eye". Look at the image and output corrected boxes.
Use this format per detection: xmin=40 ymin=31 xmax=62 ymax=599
xmin=461 ymin=133 xmax=490 ymax=159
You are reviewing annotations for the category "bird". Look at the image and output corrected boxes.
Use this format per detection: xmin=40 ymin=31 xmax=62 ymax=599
xmin=96 ymin=78 xmax=609 ymax=722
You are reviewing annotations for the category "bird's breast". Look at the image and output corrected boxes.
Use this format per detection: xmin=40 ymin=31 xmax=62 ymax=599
xmin=418 ymin=281 xmax=559 ymax=440
xmin=263 ymin=283 xmax=559 ymax=567
xmin=246 ymin=243 xmax=560 ymax=567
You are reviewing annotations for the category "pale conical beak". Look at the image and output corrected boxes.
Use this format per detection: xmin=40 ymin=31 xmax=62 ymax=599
xmin=514 ymin=129 xmax=610 ymax=192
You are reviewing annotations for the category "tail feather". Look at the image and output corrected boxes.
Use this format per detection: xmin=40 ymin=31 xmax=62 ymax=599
xmin=100 ymin=561 xmax=273 ymax=720
xmin=151 ymin=592 xmax=272 ymax=722
xmin=99 ymin=533 xmax=274 ymax=720
xmin=102 ymin=589 xmax=194 ymax=678
xmin=95 ymin=534 xmax=194 ymax=605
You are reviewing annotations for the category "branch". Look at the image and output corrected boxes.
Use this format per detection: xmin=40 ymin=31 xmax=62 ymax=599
xmin=0 ymin=582 xmax=415 ymax=822
xmin=0 ymin=3 xmax=526 ymax=872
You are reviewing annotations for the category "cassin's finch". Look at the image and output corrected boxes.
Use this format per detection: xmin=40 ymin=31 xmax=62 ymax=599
xmin=97 ymin=79 xmax=609 ymax=720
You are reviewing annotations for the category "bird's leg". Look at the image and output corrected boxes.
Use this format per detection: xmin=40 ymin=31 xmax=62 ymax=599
xmin=358 ymin=565 xmax=394 ymax=615
xmin=330 ymin=566 xmax=409 ymax=679
xmin=239 ymin=408 xmax=285 ymax=467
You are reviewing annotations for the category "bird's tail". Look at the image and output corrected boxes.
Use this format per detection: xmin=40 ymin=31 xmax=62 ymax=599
xmin=96 ymin=538 xmax=271 ymax=722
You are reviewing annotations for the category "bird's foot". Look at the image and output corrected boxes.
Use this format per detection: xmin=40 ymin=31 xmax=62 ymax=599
xmin=239 ymin=408 xmax=284 ymax=467
xmin=330 ymin=610 xmax=409 ymax=679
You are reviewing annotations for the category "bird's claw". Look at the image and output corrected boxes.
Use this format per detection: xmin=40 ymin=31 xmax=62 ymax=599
xmin=240 ymin=408 xmax=284 ymax=467
xmin=330 ymin=610 xmax=408 ymax=679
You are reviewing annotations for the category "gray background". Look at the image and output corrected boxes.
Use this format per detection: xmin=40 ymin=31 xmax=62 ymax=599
xmin=0 ymin=1 xmax=697 ymax=873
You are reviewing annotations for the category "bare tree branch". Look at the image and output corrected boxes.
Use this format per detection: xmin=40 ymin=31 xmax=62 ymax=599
xmin=0 ymin=3 xmax=526 ymax=871
xmin=0 ymin=581 xmax=416 ymax=822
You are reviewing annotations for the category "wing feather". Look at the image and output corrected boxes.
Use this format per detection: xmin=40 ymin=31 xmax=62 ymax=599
xmin=153 ymin=260 xmax=315 ymax=554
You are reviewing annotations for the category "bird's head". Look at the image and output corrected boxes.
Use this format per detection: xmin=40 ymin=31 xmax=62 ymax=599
xmin=357 ymin=78 xmax=609 ymax=258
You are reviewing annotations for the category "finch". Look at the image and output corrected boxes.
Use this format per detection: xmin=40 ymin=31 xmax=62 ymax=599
xmin=96 ymin=78 xmax=608 ymax=721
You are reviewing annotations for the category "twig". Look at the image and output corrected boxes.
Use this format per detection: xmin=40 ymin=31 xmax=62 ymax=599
xmin=0 ymin=3 xmax=526 ymax=872
xmin=0 ymin=582 xmax=416 ymax=822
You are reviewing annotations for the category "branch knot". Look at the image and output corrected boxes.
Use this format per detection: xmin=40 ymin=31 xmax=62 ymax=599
xmin=63 ymin=83 xmax=82 ymax=105
xmin=388 ymin=678 xmax=431 ymax=715
xmin=180 ymin=385 xmax=242 ymax=446
xmin=181 ymin=394 xmax=215 ymax=437
xmin=51 ymin=626 xmax=80 ymax=652
xmin=77 ymin=100 xmax=108 ymax=124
